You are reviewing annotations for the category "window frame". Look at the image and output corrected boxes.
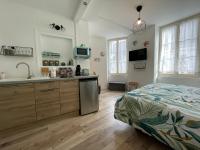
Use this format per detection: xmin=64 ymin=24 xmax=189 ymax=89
xmin=158 ymin=14 xmax=200 ymax=78
xmin=108 ymin=37 xmax=128 ymax=75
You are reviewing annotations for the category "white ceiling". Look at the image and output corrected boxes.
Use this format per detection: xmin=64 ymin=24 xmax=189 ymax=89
xmin=2 ymin=0 xmax=200 ymax=38
xmin=83 ymin=0 xmax=200 ymax=38
xmin=5 ymin=0 xmax=81 ymax=19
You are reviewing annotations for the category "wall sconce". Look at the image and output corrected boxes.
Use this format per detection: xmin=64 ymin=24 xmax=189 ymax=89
xmin=49 ymin=23 xmax=65 ymax=31
xmin=100 ymin=51 xmax=105 ymax=57
xmin=144 ymin=41 xmax=150 ymax=47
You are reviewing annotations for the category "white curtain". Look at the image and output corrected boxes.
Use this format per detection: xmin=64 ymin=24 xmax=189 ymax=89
xmin=109 ymin=40 xmax=117 ymax=74
xmin=160 ymin=25 xmax=177 ymax=74
xmin=118 ymin=39 xmax=127 ymax=74
xmin=159 ymin=17 xmax=199 ymax=76
xmin=178 ymin=19 xmax=199 ymax=74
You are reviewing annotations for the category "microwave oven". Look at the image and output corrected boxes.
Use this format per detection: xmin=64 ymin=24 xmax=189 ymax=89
xmin=74 ymin=47 xmax=91 ymax=59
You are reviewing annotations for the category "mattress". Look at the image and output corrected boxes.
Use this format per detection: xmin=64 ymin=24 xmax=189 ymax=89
xmin=114 ymin=83 xmax=200 ymax=150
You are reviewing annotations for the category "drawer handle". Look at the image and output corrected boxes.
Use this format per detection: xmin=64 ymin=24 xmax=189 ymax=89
xmin=38 ymin=81 xmax=55 ymax=84
xmin=40 ymin=89 xmax=55 ymax=92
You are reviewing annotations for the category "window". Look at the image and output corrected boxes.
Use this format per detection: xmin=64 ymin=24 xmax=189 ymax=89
xmin=159 ymin=17 xmax=200 ymax=76
xmin=108 ymin=39 xmax=127 ymax=74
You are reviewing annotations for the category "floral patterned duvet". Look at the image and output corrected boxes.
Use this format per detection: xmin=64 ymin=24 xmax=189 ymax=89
xmin=114 ymin=83 xmax=200 ymax=150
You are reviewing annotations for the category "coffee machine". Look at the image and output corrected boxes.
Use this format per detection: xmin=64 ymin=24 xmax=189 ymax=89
xmin=75 ymin=65 xmax=81 ymax=76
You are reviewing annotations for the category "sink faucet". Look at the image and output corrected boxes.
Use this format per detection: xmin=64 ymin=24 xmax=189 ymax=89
xmin=16 ymin=62 xmax=32 ymax=79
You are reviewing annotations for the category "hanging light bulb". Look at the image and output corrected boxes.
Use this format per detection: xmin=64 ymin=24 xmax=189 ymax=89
xmin=137 ymin=18 xmax=142 ymax=25
xmin=133 ymin=5 xmax=146 ymax=32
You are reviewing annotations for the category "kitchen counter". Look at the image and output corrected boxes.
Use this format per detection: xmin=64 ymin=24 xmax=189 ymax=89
xmin=0 ymin=75 xmax=99 ymax=131
xmin=0 ymin=75 xmax=98 ymax=85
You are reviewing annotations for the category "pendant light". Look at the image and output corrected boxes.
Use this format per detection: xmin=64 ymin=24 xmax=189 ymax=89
xmin=133 ymin=5 xmax=146 ymax=32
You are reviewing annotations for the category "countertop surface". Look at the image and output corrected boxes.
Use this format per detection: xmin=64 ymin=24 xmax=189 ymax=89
xmin=0 ymin=75 xmax=98 ymax=85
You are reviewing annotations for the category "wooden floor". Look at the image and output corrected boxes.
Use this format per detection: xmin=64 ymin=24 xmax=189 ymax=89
xmin=0 ymin=91 xmax=171 ymax=150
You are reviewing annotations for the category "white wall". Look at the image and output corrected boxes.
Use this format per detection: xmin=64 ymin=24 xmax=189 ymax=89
xmin=75 ymin=20 xmax=91 ymax=70
xmin=0 ymin=1 xmax=75 ymax=78
xmin=127 ymin=26 xmax=155 ymax=87
xmin=90 ymin=36 xmax=107 ymax=90
xmin=76 ymin=20 xmax=90 ymax=47
xmin=39 ymin=35 xmax=73 ymax=67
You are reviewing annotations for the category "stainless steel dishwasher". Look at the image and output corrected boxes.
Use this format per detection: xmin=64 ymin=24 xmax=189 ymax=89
xmin=79 ymin=78 xmax=99 ymax=115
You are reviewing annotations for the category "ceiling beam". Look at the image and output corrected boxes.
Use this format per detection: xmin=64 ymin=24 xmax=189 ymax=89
xmin=74 ymin=0 xmax=94 ymax=22
xmin=98 ymin=15 xmax=133 ymax=32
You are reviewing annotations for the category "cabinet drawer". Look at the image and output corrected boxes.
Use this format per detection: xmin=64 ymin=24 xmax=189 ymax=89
xmin=0 ymin=96 xmax=35 ymax=110
xmin=36 ymin=102 xmax=60 ymax=120
xmin=61 ymin=101 xmax=79 ymax=114
xmin=35 ymin=81 xmax=59 ymax=91
xmin=0 ymin=84 xmax=35 ymax=109
xmin=0 ymin=105 xmax=36 ymax=131
xmin=15 ymin=84 xmax=34 ymax=94
xmin=35 ymin=88 xmax=60 ymax=104
xmin=60 ymin=93 xmax=79 ymax=103
xmin=0 ymin=83 xmax=36 ymax=131
xmin=60 ymin=80 xmax=79 ymax=92
xmin=0 ymin=85 xmax=15 ymax=97
xmin=0 ymin=84 xmax=34 ymax=100
xmin=60 ymin=88 xmax=79 ymax=93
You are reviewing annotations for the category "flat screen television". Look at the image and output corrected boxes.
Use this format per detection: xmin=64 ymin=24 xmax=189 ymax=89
xmin=129 ymin=48 xmax=147 ymax=61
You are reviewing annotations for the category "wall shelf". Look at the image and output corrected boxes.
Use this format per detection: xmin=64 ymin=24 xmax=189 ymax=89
xmin=42 ymin=51 xmax=60 ymax=58
xmin=35 ymin=30 xmax=74 ymax=70
xmin=0 ymin=46 xmax=33 ymax=57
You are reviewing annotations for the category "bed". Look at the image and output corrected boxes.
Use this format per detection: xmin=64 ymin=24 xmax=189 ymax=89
xmin=114 ymin=83 xmax=200 ymax=150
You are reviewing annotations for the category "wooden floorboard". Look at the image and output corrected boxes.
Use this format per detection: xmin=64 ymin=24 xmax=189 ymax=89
xmin=0 ymin=91 xmax=171 ymax=150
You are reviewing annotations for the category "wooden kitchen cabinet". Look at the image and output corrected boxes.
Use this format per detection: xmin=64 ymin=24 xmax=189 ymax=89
xmin=34 ymin=81 xmax=60 ymax=120
xmin=36 ymin=102 xmax=60 ymax=120
xmin=0 ymin=84 xmax=36 ymax=131
xmin=0 ymin=79 xmax=82 ymax=131
xmin=60 ymin=80 xmax=80 ymax=114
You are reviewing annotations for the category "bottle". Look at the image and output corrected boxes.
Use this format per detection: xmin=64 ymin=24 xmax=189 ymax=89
xmin=75 ymin=65 xmax=81 ymax=76
xmin=50 ymin=67 xmax=57 ymax=78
